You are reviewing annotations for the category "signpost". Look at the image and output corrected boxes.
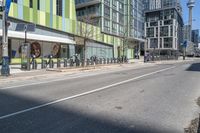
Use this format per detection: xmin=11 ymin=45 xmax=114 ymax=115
xmin=21 ymin=43 xmax=30 ymax=70
xmin=1 ymin=0 xmax=12 ymax=76
xmin=182 ymin=40 xmax=188 ymax=60
xmin=15 ymin=23 xmax=35 ymax=70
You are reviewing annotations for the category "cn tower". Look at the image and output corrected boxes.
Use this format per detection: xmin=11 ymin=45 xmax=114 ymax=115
xmin=187 ymin=0 xmax=195 ymax=41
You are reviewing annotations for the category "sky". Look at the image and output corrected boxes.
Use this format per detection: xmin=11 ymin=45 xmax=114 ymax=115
xmin=181 ymin=0 xmax=200 ymax=30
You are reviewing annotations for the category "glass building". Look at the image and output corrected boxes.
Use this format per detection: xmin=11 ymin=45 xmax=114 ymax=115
xmin=75 ymin=0 xmax=146 ymax=58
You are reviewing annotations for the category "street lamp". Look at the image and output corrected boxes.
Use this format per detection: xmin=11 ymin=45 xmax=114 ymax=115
xmin=0 ymin=0 xmax=12 ymax=76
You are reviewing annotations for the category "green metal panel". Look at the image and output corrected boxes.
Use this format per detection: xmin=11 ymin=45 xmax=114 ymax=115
xmin=40 ymin=0 xmax=46 ymax=12
xmin=8 ymin=0 xmax=125 ymax=48
xmin=12 ymin=3 xmax=18 ymax=18
xmin=53 ymin=15 xmax=57 ymax=29
xmin=23 ymin=0 xmax=29 ymax=7
xmin=45 ymin=0 xmax=50 ymax=13
xmin=33 ymin=9 xmax=37 ymax=24
xmin=45 ymin=12 xmax=50 ymax=27
xmin=23 ymin=6 xmax=30 ymax=22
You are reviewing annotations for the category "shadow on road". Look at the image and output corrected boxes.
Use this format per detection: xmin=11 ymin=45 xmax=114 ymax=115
xmin=186 ymin=63 xmax=200 ymax=72
xmin=0 ymin=91 xmax=177 ymax=133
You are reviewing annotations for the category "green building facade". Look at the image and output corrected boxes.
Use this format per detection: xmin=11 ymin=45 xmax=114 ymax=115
xmin=0 ymin=0 xmax=124 ymax=64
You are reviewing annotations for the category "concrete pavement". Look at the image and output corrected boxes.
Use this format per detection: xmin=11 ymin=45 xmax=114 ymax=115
xmin=0 ymin=59 xmax=200 ymax=133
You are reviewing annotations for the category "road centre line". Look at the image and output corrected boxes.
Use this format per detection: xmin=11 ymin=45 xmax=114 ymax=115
xmin=0 ymin=66 xmax=176 ymax=120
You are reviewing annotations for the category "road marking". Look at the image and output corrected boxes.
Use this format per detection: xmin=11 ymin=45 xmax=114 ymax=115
xmin=0 ymin=66 xmax=175 ymax=120
xmin=0 ymin=64 xmax=154 ymax=90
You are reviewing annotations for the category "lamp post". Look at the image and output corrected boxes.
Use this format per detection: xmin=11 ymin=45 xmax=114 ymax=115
xmin=1 ymin=0 xmax=11 ymax=76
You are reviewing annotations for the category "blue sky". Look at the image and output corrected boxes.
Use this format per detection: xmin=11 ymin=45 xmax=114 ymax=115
xmin=181 ymin=0 xmax=200 ymax=30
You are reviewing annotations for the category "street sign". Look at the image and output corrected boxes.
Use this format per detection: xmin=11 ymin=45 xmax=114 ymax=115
xmin=15 ymin=23 xmax=26 ymax=31
xmin=26 ymin=24 xmax=36 ymax=32
xmin=15 ymin=23 xmax=36 ymax=32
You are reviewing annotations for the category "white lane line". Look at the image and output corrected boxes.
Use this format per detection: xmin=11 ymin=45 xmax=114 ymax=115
xmin=0 ymin=66 xmax=176 ymax=120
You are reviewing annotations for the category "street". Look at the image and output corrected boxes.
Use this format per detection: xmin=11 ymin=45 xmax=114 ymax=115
xmin=0 ymin=60 xmax=200 ymax=133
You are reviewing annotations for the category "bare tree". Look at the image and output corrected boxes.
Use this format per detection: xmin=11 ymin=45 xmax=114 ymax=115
xmin=120 ymin=25 xmax=129 ymax=62
xmin=76 ymin=15 xmax=98 ymax=67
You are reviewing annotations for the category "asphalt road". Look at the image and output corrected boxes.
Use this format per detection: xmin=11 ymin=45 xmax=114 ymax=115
xmin=0 ymin=60 xmax=200 ymax=133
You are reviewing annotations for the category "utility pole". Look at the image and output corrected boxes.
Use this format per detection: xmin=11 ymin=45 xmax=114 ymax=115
xmin=1 ymin=0 xmax=10 ymax=76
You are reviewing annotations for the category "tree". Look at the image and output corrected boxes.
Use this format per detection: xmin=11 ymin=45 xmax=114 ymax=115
xmin=120 ymin=24 xmax=130 ymax=62
xmin=76 ymin=15 xmax=97 ymax=67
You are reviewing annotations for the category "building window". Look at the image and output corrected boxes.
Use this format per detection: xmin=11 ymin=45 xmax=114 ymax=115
xmin=160 ymin=26 xmax=169 ymax=37
xmin=150 ymin=38 xmax=158 ymax=48
xmin=56 ymin=0 xmax=62 ymax=16
xmin=12 ymin=0 xmax=17 ymax=3
xmin=29 ymin=0 xmax=33 ymax=8
xmin=37 ymin=0 xmax=40 ymax=10
xmin=164 ymin=38 xmax=173 ymax=48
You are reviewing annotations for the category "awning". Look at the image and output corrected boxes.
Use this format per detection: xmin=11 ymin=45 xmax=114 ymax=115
xmin=0 ymin=30 xmax=76 ymax=44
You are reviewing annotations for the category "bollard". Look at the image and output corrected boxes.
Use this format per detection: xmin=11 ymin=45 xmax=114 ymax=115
xmin=41 ymin=60 xmax=47 ymax=69
xmin=57 ymin=59 xmax=61 ymax=68
xmin=103 ymin=58 xmax=106 ymax=64
xmin=64 ymin=59 xmax=68 ymax=67
xmin=70 ymin=59 xmax=73 ymax=67
xmin=91 ymin=59 xmax=94 ymax=65
xmin=32 ymin=59 xmax=37 ymax=69
xmin=117 ymin=58 xmax=120 ymax=63
xmin=95 ymin=59 xmax=98 ymax=65
xmin=114 ymin=58 xmax=117 ymax=63
xmin=100 ymin=58 xmax=102 ymax=64
xmin=82 ymin=58 xmax=85 ymax=67
xmin=76 ymin=59 xmax=80 ymax=67
xmin=111 ymin=58 xmax=113 ymax=63
xmin=87 ymin=59 xmax=90 ymax=66
xmin=107 ymin=58 xmax=109 ymax=64
xmin=49 ymin=59 xmax=54 ymax=68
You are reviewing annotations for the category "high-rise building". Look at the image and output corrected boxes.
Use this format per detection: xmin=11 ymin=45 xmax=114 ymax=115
xmin=75 ymin=0 xmax=126 ymax=37
xmin=183 ymin=25 xmax=191 ymax=41
xmin=144 ymin=0 xmax=183 ymax=56
xmin=192 ymin=29 xmax=199 ymax=46
xmin=75 ymin=0 xmax=146 ymax=58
